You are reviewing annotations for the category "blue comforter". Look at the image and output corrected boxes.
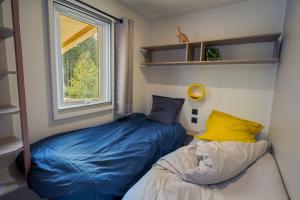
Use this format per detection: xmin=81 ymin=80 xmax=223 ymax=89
xmin=16 ymin=113 xmax=186 ymax=200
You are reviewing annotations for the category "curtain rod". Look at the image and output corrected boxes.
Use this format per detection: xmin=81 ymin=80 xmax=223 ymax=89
xmin=74 ymin=0 xmax=123 ymax=23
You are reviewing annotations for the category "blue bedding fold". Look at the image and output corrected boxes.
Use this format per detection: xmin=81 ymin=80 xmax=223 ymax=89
xmin=16 ymin=113 xmax=186 ymax=200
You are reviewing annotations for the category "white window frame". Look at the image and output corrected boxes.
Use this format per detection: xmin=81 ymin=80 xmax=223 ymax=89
xmin=48 ymin=0 xmax=114 ymax=120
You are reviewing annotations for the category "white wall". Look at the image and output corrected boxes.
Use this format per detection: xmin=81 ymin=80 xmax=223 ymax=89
xmin=2 ymin=0 xmax=286 ymax=142
xmin=143 ymin=0 xmax=286 ymax=137
xmin=268 ymin=0 xmax=300 ymax=199
xmin=1 ymin=0 xmax=149 ymax=143
xmin=0 ymin=0 xmax=292 ymax=199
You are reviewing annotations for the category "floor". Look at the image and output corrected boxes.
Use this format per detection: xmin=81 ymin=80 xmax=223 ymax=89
xmin=0 ymin=186 xmax=41 ymax=200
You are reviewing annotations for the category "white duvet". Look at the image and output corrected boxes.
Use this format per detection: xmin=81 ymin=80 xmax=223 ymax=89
xmin=178 ymin=140 xmax=267 ymax=184
xmin=123 ymin=141 xmax=288 ymax=200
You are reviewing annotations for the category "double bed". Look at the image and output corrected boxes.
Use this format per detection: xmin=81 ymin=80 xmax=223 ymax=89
xmin=16 ymin=113 xmax=187 ymax=200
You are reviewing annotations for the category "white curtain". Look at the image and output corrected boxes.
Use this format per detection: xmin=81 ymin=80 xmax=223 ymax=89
xmin=115 ymin=19 xmax=134 ymax=115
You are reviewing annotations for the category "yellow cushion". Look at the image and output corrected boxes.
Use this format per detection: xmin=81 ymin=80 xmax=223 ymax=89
xmin=195 ymin=110 xmax=264 ymax=143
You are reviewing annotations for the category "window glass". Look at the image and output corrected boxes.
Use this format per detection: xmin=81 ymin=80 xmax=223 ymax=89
xmin=53 ymin=3 xmax=112 ymax=112
xmin=61 ymin=15 xmax=100 ymax=104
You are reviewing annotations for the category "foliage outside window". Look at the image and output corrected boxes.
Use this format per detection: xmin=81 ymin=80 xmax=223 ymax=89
xmin=50 ymin=1 xmax=112 ymax=119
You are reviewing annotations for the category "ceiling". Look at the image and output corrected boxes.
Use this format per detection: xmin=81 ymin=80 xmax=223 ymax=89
xmin=116 ymin=0 xmax=252 ymax=20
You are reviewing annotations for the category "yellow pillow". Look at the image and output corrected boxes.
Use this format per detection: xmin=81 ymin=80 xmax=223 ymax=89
xmin=195 ymin=110 xmax=264 ymax=143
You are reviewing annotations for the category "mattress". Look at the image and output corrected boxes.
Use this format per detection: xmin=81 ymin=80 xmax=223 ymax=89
xmin=123 ymin=151 xmax=289 ymax=200
xmin=16 ymin=113 xmax=186 ymax=200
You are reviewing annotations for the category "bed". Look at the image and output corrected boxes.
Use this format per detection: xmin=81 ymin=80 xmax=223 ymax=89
xmin=123 ymin=139 xmax=289 ymax=200
xmin=16 ymin=113 xmax=187 ymax=200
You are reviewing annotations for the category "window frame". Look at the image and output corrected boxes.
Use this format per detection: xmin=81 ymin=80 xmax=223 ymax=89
xmin=48 ymin=0 xmax=114 ymax=120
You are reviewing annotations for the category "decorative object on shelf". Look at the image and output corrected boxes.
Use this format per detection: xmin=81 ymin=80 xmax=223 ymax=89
xmin=187 ymin=83 xmax=206 ymax=101
xmin=176 ymin=26 xmax=189 ymax=43
xmin=206 ymin=47 xmax=221 ymax=61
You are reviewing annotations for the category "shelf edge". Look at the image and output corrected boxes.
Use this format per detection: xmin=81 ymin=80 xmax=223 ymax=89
xmin=141 ymin=59 xmax=278 ymax=66
xmin=0 ymin=105 xmax=20 ymax=116
xmin=0 ymin=136 xmax=23 ymax=157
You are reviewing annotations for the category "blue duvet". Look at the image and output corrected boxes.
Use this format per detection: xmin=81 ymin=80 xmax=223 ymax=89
xmin=16 ymin=113 xmax=186 ymax=200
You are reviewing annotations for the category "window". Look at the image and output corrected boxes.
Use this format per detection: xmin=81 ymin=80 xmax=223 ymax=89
xmin=49 ymin=0 xmax=113 ymax=119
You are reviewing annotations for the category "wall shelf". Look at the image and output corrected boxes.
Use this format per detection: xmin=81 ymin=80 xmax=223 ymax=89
xmin=0 ymin=70 xmax=17 ymax=75
xmin=141 ymin=33 xmax=282 ymax=67
xmin=0 ymin=27 xmax=14 ymax=41
xmin=0 ymin=0 xmax=31 ymax=197
xmin=0 ymin=164 xmax=25 ymax=197
xmin=0 ymin=136 xmax=23 ymax=156
xmin=141 ymin=59 xmax=278 ymax=67
xmin=0 ymin=105 xmax=20 ymax=116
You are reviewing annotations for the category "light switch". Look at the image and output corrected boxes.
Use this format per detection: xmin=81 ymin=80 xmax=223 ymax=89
xmin=192 ymin=109 xmax=198 ymax=115
xmin=191 ymin=117 xmax=198 ymax=123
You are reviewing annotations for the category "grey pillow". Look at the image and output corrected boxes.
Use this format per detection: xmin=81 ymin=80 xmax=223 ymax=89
xmin=147 ymin=95 xmax=185 ymax=125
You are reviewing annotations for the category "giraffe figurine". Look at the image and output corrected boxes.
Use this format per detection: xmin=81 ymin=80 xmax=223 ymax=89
xmin=176 ymin=26 xmax=189 ymax=43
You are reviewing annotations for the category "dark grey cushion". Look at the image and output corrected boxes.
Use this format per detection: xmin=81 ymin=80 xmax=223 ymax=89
xmin=147 ymin=95 xmax=185 ymax=125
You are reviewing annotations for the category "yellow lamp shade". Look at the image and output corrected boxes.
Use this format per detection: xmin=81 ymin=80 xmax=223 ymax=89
xmin=187 ymin=83 xmax=206 ymax=101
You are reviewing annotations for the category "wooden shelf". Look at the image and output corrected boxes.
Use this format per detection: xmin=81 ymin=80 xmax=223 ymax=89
xmin=200 ymin=59 xmax=278 ymax=65
xmin=0 ymin=164 xmax=25 ymax=197
xmin=0 ymin=27 xmax=14 ymax=40
xmin=0 ymin=136 xmax=23 ymax=156
xmin=0 ymin=70 xmax=17 ymax=75
xmin=0 ymin=0 xmax=31 ymax=187
xmin=141 ymin=33 xmax=282 ymax=66
xmin=141 ymin=59 xmax=278 ymax=67
xmin=203 ymin=33 xmax=281 ymax=46
xmin=141 ymin=43 xmax=187 ymax=51
xmin=0 ymin=105 xmax=20 ymax=116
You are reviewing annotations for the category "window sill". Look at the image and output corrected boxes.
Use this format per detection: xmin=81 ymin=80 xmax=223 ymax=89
xmin=53 ymin=103 xmax=113 ymax=120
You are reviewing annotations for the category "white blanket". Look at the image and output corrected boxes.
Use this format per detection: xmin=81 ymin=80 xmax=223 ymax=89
xmin=123 ymin=142 xmax=288 ymax=200
xmin=157 ymin=140 xmax=268 ymax=185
